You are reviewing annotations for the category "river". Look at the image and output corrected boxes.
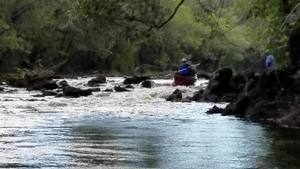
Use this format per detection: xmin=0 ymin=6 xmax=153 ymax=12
xmin=0 ymin=77 xmax=299 ymax=169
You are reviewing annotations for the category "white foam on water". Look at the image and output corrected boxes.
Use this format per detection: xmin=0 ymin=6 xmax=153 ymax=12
xmin=0 ymin=77 xmax=211 ymax=125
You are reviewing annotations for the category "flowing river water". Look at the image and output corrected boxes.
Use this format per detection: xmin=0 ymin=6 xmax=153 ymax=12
xmin=0 ymin=77 xmax=300 ymax=169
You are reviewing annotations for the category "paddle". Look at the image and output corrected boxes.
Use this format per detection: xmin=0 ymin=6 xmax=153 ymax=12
xmin=178 ymin=63 xmax=201 ymax=73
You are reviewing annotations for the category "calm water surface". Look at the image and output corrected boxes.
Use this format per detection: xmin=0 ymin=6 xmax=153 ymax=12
xmin=0 ymin=77 xmax=299 ymax=169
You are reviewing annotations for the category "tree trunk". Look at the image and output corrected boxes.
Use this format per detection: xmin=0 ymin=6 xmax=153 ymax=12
xmin=289 ymin=27 xmax=300 ymax=65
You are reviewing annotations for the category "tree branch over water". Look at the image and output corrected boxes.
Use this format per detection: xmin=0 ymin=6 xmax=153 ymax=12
xmin=146 ymin=0 xmax=186 ymax=32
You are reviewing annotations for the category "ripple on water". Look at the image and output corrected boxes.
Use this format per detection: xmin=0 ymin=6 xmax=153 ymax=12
xmin=0 ymin=77 xmax=300 ymax=169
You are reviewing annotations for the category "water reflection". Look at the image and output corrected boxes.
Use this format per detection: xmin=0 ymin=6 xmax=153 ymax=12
xmin=262 ymin=127 xmax=300 ymax=169
xmin=61 ymin=116 xmax=273 ymax=169
xmin=68 ymin=119 xmax=162 ymax=168
xmin=1 ymin=109 xmax=300 ymax=168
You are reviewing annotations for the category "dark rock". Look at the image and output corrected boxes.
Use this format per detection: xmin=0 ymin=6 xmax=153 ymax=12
xmin=181 ymin=97 xmax=192 ymax=103
xmin=292 ymin=78 xmax=300 ymax=93
xmin=8 ymin=75 xmax=59 ymax=91
xmin=277 ymin=106 xmax=300 ymax=128
xmin=25 ymin=99 xmax=46 ymax=102
xmin=0 ymin=87 xmax=4 ymax=92
xmin=223 ymin=67 xmax=299 ymax=128
xmin=245 ymin=100 xmax=286 ymax=121
xmin=191 ymin=90 xmax=204 ymax=101
xmin=230 ymin=74 xmax=246 ymax=93
xmin=63 ymin=86 xmax=92 ymax=97
xmin=289 ymin=27 xmax=300 ymax=65
xmin=56 ymin=93 xmax=64 ymax=97
xmin=203 ymin=94 xmax=219 ymax=102
xmin=28 ymin=81 xmax=59 ymax=91
xmin=166 ymin=89 xmax=182 ymax=102
xmin=88 ymin=88 xmax=101 ymax=92
xmin=125 ymin=84 xmax=134 ymax=89
xmin=32 ymin=94 xmax=46 ymax=98
xmin=223 ymin=95 xmax=250 ymax=116
xmin=192 ymin=67 xmax=247 ymax=103
xmin=87 ymin=75 xmax=106 ymax=87
xmin=123 ymin=76 xmax=151 ymax=85
xmin=220 ymin=93 xmax=238 ymax=102
xmin=114 ymin=86 xmax=129 ymax=92
xmin=141 ymin=80 xmax=155 ymax=88
xmin=205 ymin=67 xmax=233 ymax=96
xmin=197 ymin=72 xmax=211 ymax=79
xmin=104 ymin=88 xmax=114 ymax=92
xmin=206 ymin=106 xmax=225 ymax=114
xmin=41 ymin=90 xmax=59 ymax=96
xmin=58 ymin=80 xmax=69 ymax=87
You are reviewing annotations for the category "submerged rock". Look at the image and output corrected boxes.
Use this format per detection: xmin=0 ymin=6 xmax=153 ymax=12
xmin=123 ymin=76 xmax=150 ymax=85
xmin=104 ymin=88 xmax=114 ymax=92
xmin=125 ymin=84 xmax=134 ymax=89
xmin=58 ymin=80 xmax=69 ymax=88
xmin=166 ymin=89 xmax=182 ymax=102
xmin=41 ymin=90 xmax=59 ymax=96
xmin=114 ymin=86 xmax=129 ymax=92
xmin=87 ymin=75 xmax=106 ymax=87
xmin=206 ymin=106 xmax=225 ymax=114
xmin=88 ymin=88 xmax=101 ymax=92
xmin=63 ymin=86 xmax=93 ymax=97
xmin=141 ymin=80 xmax=155 ymax=88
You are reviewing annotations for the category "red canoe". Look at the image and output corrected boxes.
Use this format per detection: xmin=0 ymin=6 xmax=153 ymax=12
xmin=173 ymin=73 xmax=196 ymax=86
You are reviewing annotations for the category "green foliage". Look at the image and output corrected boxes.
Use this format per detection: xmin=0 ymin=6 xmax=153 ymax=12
xmin=0 ymin=0 xmax=298 ymax=73
xmin=0 ymin=20 xmax=29 ymax=53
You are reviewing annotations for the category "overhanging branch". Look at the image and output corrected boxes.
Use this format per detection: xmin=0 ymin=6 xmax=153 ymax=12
xmin=146 ymin=0 xmax=186 ymax=32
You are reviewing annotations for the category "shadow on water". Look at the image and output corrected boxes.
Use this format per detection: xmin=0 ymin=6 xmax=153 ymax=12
xmin=68 ymin=121 xmax=162 ymax=168
xmin=261 ymin=127 xmax=300 ymax=169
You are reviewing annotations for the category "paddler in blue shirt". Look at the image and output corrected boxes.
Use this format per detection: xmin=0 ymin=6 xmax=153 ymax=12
xmin=178 ymin=58 xmax=196 ymax=76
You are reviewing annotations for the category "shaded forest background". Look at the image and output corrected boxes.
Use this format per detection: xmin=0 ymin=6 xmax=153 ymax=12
xmin=0 ymin=0 xmax=299 ymax=75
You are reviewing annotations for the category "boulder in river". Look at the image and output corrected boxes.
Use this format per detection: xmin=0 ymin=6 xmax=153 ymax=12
xmin=87 ymin=75 xmax=106 ymax=87
xmin=125 ymin=84 xmax=134 ymax=89
xmin=41 ymin=90 xmax=59 ymax=96
xmin=104 ymin=88 xmax=114 ymax=92
xmin=63 ymin=86 xmax=93 ymax=97
xmin=0 ymin=87 xmax=4 ymax=92
xmin=166 ymin=89 xmax=182 ymax=102
xmin=206 ymin=106 xmax=225 ymax=114
xmin=114 ymin=86 xmax=129 ymax=92
xmin=123 ymin=76 xmax=150 ymax=85
xmin=88 ymin=88 xmax=101 ymax=92
xmin=8 ymin=75 xmax=59 ymax=91
xmin=141 ymin=80 xmax=155 ymax=88
xmin=28 ymin=81 xmax=59 ymax=91
xmin=205 ymin=67 xmax=234 ymax=96
xmin=58 ymin=80 xmax=69 ymax=88
xmin=192 ymin=67 xmax=246 ymax=102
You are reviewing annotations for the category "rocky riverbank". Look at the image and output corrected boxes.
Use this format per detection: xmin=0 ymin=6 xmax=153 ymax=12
xmin=198 ymin=66 xmax=300 ymax=129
